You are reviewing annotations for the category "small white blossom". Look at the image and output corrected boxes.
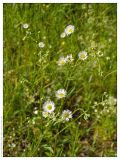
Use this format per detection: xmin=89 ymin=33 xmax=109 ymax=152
xmin=33 ymin=110 xmax=38 ymax=115
xmin=97 ymin=51 xmax=103 ymax=57
xmin=78 ymin=121 xmax=81 ymax=125
xmin=64 ymin=25 xmax=75 ymax=36
xmin=58 ymin=56 xmax=67 ymax=66
xmin=43 ymin=101 xmax=55 ymax=113
xmin=56 ymin=89 xmax=67 ymax=99
xmin=11 ymin=143 xmax=16 ymax=148
xmin=22 ymin=23 xmax=29 ymax=29
xmin=60 ymin=32 xmax=66 ymax=38
xmin=66 ymin=54 xmax=74 ymax=62
xmin=78 ymin=51 xmax=88 ymax=60
xmin=62 ymin=109 xmax=72 ymax=121
xmin=38 ymin=42 xmax=45 ymax=48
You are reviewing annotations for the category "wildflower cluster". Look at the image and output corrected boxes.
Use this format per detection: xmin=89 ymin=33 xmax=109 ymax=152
xmin=38 ymin=42 xmax=45 ymax=48
xmin=60 ymin=25 xmax=75 ymax=38
xmin=58 ymin=54 xmax=74 ymax=66
xmin=92 ymin=93 xmax=117 ymax=120
xmin=42 ymin=89 xmax=72 ymax=122
xmin=57 ymin=51 xmax=88 ymax=66
xmin=59 ymin=25 xmax=88 ymax=65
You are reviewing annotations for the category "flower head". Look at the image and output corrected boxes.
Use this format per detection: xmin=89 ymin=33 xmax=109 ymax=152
xmin=64 ymin=25 xmax=75 ymax=36
xmin=33 ymin=110 xmax=38 ymax=115
xmin=43 ymin=101 xmax=55 ymax=113
xmin=60 ymin=32 xmax=66 ymax=38
xmin=66 ymin=54 xmax=74 ymax=62
xmin=78 ymin=51 xmax=88 ymax=60
xmin=38 ymin=42 xmax=45 ymax=48
xmin=62 ymin=109 xmax=72 ymax=121
xmin=58 ymin=57 xmax=67 ymax=66
xmin=22 ymin=23 xmax=29 ymax=29
xmin=56 ymin=89 xmax=67 ymax=99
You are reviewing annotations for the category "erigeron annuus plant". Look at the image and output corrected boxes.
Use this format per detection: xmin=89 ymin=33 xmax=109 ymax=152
xmin=21 ymin=20 xmax=116 ymax=131
xmin=22 ymin=23 xmax=116 ymax=128
xmin=4 ymin=4 xmax=116 ymax=157
xmin=91 ymin=93 xmax=117 ymax=120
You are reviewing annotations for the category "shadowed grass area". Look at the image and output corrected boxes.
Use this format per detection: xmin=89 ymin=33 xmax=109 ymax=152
xmin=3 ymin=3 xmax=117 ymax=157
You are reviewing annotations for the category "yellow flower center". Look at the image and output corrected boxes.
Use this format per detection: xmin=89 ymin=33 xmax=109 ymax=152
xmin=63 ymin=113 xmax=69 ymax=118
xmin=80 ymin=54 xmax=86 ymax=59
xmin=47 ymin=105 xmax=52 ymax=110
xmin=68 ymin=28 xmax=73 ymax=33
xmin=58 ymin=93 xmax=65 ymax=97
xmin=60 ymin=60 xmax=65 ymax=65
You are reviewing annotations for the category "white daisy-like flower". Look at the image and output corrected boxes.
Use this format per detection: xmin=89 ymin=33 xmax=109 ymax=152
xmin=42 ymin=111 xmax=49 ymax=118
xmin=56 ymin=89 xmax=67 ymax=99
xmin=58 ymin=57 xmax=67 ymax=66
xmin=78 ymin=51 xmax=88 ymax=60
xmin=60 ymin=32 xmax=66 ymax=38
xmin=22 ymin=23 xmax=29 ymax=29
xmin=64 ymin=25 xmax=75 ymax=36
xmin=66 ymin=54 xmax=74 ymax=62
xmin=43 ymin=101 xmax=55 ymax=113
xmin=38 ymin=42 xmax=45 ymax=48
xmin=61 ymin=109 xmax=72 ymax=121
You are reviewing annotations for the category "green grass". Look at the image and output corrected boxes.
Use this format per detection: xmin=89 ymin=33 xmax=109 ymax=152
xmin=3 ymin=3 xmax=117 ymax=157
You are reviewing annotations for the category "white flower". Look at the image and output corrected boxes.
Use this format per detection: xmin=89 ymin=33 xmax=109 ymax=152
xmin=42 ymin=111 xmax=49 ymax=118
xmin=11 ymin=143 xmax=16 ymax=148
xmin=58 ymin=57 xmax=67 ymax=66
xmin=43 ymin=101 xmax=55 ymax=113
xmin=33 ymin=110 xmax=38 ymax=115
xmin=107 ymin=96 xmax=117 ymax=106
xmin=62 ymin=109 xmax=72 ymax=121
xmin=22 ymin=23 xmax=29 ymax=29
xmin=64 ymin=25 xmax=75 ymax=36
xmin=60 ymin=32 xmax=66 ymax=38
xmin=78 ymin=51 xmax=88 ymax=60
xmin=38 ymin=42 xmax=45 ymax=48
xmin=66 ymin=54 xmax=74 ymax=62
xmin=78 ymin=121 xmax=81 ymax=125
xmin=56 ymin=89 xmax=67 ymax=99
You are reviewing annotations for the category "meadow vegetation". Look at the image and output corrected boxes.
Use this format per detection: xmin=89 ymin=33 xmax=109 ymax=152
xmin=3 ymin=3 xmax=117 ymax=157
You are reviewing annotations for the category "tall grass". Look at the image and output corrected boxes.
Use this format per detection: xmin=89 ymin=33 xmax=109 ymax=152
xmin=3 ymin=3 xmax=117 ymax=157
